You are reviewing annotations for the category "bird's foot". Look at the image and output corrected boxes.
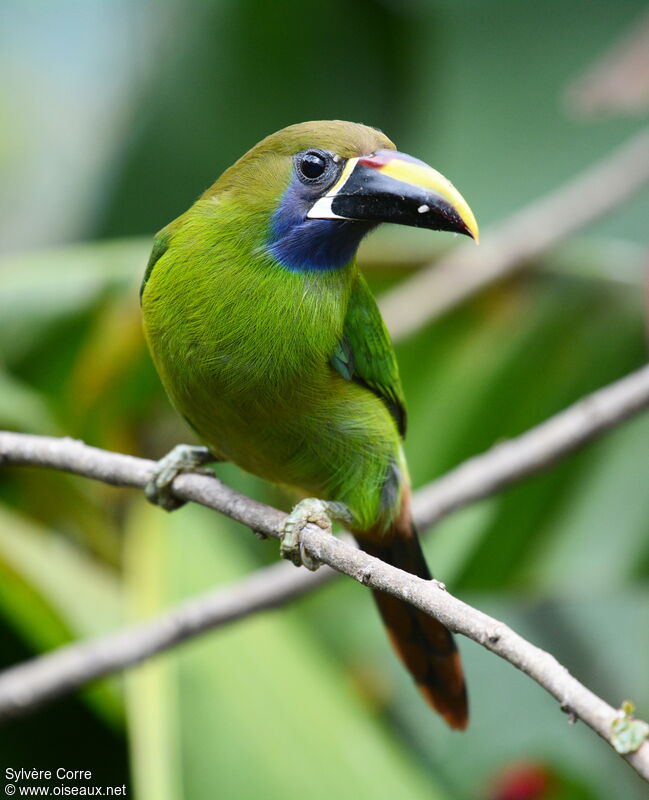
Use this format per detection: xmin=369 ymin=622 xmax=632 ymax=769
xmin=280 ymin=498 xmax=352 ymax=571
xmin=145 ymin=444 xmax=215 ymax=511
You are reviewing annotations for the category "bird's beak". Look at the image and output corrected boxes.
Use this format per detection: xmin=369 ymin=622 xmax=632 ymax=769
xmin=307 ymin=149 xmax=479 ymax=242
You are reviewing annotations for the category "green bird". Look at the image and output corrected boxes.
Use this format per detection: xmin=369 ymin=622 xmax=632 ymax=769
xmin=141 ymin=120 xmax=478 ymax=729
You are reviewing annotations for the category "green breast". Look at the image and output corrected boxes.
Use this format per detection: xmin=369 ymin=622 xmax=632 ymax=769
xmin=142 ymin=201 xmax=403 ymax=531
xmin=142 ymin=225 xmax=355 ymax=463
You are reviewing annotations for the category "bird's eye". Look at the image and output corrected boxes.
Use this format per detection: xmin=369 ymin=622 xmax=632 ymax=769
xmin=294 ymin=149 xmax=343 ymax=190
xmin=298 ymin=151 xmax=327 ymax=181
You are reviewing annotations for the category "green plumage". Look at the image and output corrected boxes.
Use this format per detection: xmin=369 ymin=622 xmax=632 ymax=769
xmin=142 ymin=121 xmax=469 ymax=727
xmin=332 ymin=274 xmax=407 ymax=437
xmin=142 ymin=122 xmax=406 ymax=533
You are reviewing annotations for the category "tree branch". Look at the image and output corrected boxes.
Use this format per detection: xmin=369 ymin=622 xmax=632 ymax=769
xmin=564 ymin=7 xmax=649 ymax=117
xmin=379 ymin=126 xmax=649 ymax=339
xmin=4 ymin=363 xmax=649 ymax=543
xmin=1 ymin=364 xmax=649 ymax=779
xmin=0 ymin=557 xmax=333 ymax=715
xmin=413 ymin=362 xmax=649 ymax=529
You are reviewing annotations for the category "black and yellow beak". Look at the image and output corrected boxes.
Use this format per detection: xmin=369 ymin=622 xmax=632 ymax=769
xmin=307 ymin=149 xmax=479 ymax=242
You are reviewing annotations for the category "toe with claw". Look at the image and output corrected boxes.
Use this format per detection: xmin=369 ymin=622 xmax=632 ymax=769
xmin=280 ymin=498 xmax=352 ymax=571
xmin=145 ymin=444 xmax=216 ymax=511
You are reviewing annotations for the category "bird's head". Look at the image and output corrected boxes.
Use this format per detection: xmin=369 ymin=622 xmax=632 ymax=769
xmin=206 ymin=120 xmax=478 ymax=272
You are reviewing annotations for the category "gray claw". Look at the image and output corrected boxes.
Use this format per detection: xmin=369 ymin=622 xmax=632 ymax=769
xmin=145 ymin=444 xmax=215 ymax=511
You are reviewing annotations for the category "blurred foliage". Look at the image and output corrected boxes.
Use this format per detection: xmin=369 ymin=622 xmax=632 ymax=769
xmin=1 ymin=1 xmax=649 ymax=799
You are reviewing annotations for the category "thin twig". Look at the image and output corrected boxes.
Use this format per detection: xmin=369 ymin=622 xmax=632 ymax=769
xmin=413 ymin=362 xmax=649 ymax=528
xmin=0 ymin=559 xmax=333 ymax=715
xmin=1 ymin=366 xmax=649 ymax=778
xmin=379 ymin=126 xmax=649 ymax=339
xmin=564 ymin=8 xmax=649 ymax=117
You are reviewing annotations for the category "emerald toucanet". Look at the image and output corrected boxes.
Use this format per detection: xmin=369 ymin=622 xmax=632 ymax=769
xmin=141 ymin=121 xmax=478 ymax=729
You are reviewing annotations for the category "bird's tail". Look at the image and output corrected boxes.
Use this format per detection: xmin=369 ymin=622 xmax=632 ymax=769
xmin=354 ymin=505 xmax=468 ymax=729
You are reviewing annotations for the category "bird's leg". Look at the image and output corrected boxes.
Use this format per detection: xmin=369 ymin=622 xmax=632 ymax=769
xmin=280 ymin=498 xmax=353 ymax=571
xmin=145 ymin=444 xmax=217 ymax=511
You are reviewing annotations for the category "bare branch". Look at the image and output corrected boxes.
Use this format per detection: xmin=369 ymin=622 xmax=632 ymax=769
xmin=565 ymin=8 xmax=649 ymax=117
xmin=0 ymin=503 xmax=647 ymax=781
xmin=379 ymin=127 xmax=649 ymax=340
xmin=0 ymin=558 xmax=333 ymax=715
xmin=2 ymin=365 xmax=649 ymax=778
xmin=4 ymin=364 xmax=649 ymax=538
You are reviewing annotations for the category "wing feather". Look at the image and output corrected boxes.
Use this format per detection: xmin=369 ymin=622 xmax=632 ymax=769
xmin=331 ymin=274 xmax=406 ymax=436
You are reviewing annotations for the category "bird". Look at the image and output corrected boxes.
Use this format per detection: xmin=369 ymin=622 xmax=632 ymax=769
xmin=140 ymin=120 xmax=478 ymax=729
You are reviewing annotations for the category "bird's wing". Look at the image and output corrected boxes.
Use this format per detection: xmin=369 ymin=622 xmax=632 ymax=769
xmin=332 ymin=273 xmax=407 ymax=436
xmin=140 ymin=222 xmax=178 ymax=299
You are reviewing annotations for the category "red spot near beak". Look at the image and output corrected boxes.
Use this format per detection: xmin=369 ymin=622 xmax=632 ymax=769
xmin=358 ymin=152 xmax=393 ymax=169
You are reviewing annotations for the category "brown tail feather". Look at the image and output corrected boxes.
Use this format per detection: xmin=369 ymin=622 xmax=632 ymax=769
xmin=355 ymin=519 xmax=468 ymax=730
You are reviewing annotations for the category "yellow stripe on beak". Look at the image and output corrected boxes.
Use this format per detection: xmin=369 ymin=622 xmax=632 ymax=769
xmin=378 ymin=158 xmax=479 ymax=243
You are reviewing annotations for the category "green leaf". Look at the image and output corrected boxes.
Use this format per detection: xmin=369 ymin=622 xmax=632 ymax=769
xmin=0 ymin=367 xmax=58 ymax=433
xmin=0 ymin=503 xmax=123 ymax=722
xmin=0 ymin=239 xmax=149 ymax=364
xmin=611 ymin=701 xmax=649 ymax=755
xmin=524 ymin=412 xmax=649 ymax=592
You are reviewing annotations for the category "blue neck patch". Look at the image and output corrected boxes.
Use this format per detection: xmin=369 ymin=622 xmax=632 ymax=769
xmin=267 ymin=179 xmax=373 ymax=272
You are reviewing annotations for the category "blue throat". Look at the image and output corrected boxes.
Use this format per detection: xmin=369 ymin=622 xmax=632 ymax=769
xmin=267 ymin=180 xmax=373 ymax=272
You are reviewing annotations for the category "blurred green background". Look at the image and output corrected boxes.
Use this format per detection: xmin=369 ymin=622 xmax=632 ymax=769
xmin=1 ymin=1 xmax=648 ymax=798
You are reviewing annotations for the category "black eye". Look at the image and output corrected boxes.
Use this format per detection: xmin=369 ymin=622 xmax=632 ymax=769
xmin=299 ymin=151 xmax=327 ymax=180
xmin=294 ymin=149 xmax=343 ymax=190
